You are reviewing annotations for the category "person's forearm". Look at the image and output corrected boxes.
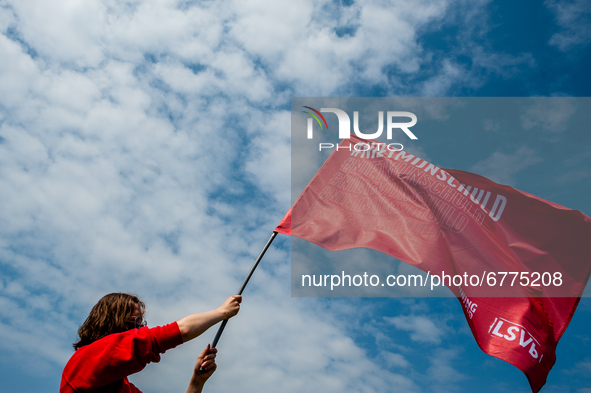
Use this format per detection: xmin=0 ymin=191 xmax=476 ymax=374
xmin=186 ymin=378 xmax=205 ymax=393
xmin=177 ymin=295 xmax=241 ymax=343
xmin=176 ymin=309 xmax=226 ymax=343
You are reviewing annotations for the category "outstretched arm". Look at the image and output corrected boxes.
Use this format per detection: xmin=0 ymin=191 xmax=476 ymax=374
xmin=186 ymin=345 xmax=217 ymax=393
xmin=176 ymin=296 xmax=241 ymax=343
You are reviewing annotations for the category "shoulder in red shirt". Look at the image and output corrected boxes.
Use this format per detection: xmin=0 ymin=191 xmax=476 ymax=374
xmin=61 ymin=322 xmax=183 ymax=393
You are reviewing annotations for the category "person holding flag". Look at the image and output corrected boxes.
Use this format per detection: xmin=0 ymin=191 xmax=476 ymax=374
xmin=60 ymin=292 xmax=242 ymax=393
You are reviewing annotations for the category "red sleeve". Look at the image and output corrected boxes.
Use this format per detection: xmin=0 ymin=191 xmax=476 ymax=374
xmin=60 ymin=322 xmax=183 ymax=392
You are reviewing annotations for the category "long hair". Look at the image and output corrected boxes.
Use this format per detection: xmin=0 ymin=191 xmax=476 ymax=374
xmin=73 ymin=293 xmax=145 ymax=350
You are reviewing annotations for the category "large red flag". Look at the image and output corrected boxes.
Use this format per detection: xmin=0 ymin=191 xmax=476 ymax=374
xmin=276 ymin=135 xmax=591 ymax=392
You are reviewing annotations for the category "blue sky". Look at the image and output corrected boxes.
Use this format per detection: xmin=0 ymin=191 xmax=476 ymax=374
xmin=0 ymin=1 xmax=590 ymax=393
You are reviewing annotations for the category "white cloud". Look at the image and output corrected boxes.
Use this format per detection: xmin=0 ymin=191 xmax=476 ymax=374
xmin=243 ymin=110 xmax=292 ymax=208
xmin=520 ymin=97 xmax=578 ymax=133
xmin=0 ymin=0 xmax=471 ymax=391
xmin=426 ymin=348 xmax=467 ymax=392
xmin=228 ymin=0 xmax=451 ymax=95
xmin=0 ymin=33 xmax=39 ymax=109
xmin=546 ymin=0 xmax=591 ymax=51
xmin=471 ymin=48 xmax=536 ymax=77
xmin=420 ymin=59 xmax=465 ymax=96
xmin=470 ymin=146 xmax=543 ymax=186
xmin=564 ymin=360 xmax=591 ymax=376
xmin=381 ymin=351 xmax=411 ymax=368
xmin=482 ymin=118 xmax=500 ymax=132
xmin=384 ymin=314 xmax=444 ymax=344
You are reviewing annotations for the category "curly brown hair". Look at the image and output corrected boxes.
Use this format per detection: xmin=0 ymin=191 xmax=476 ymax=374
xmin=73 ymin=293 xmax=146 ymax=350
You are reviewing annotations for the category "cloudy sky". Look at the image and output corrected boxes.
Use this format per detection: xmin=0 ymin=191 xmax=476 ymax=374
xmin=1 ymin=0 xmax=590 ymax=392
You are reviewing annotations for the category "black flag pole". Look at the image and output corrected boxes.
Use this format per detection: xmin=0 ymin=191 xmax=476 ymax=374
xmin=210 ymin=231 xmax=278 ymax=349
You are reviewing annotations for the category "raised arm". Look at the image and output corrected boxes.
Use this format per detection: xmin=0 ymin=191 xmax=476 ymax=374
xmin=186 ymin=344 xmax=217 ymax=393
xmin=176 ymin=295 xmax=241 ymax=343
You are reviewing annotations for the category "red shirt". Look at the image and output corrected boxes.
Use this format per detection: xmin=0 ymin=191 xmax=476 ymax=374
xmin=61 ymin=322 xmax=183 ymax=393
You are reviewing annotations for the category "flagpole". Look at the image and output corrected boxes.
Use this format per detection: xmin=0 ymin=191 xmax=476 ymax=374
xmin=210 ymin=231 xmax=278 ymax=349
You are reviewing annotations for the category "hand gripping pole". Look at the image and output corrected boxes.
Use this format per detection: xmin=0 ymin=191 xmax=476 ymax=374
xmin=210 ymin=231 xmax=278 ymax=348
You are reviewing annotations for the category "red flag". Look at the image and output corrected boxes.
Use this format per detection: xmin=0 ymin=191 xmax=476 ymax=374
xmin=276 ymin=135 xmax=591 ymax=392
